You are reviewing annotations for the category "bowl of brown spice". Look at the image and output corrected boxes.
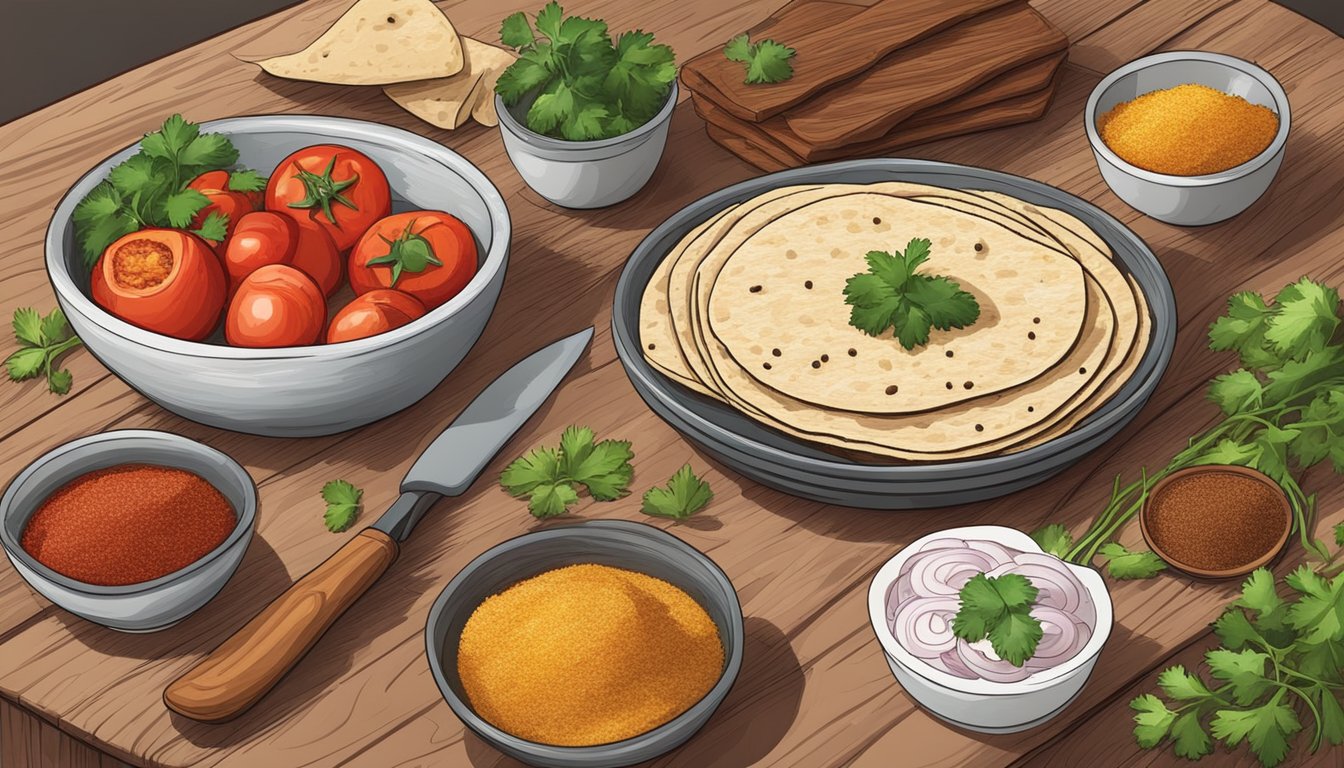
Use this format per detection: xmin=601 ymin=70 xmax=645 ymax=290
xmin=1140 ymin=465 xmax=1291 ymax=579
xmin=1085 ymin=51 xmax=1290 ymax=226
xmin=0 ymin=430 xmax=256 ymax=632
xmin=425 ymin=519 xmax=743 ymax=768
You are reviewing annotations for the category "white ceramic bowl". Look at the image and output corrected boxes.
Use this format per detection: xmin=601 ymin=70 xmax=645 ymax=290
xmin=45 ymin=116 xmax=510 ymax=437
xmin=0 ymin=430 xmax=257 ymax=632
xmin=496 ymin=81 xmax=676 ymax=209
xmin=867 ymin=525 xmax=1113 ymax=733
xmin=1085 ymin=51 xmax=1290 ymax=226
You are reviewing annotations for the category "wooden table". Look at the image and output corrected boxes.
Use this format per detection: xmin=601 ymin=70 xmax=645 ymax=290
xmin=1 ymin=0 xmax=1341 ymax=765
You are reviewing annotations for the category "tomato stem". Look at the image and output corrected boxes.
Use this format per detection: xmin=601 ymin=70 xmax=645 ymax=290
xmin=287 ymin=156 xmax=359 ymax=227
xmin=364 ymin=219 xmax=442 ymax=286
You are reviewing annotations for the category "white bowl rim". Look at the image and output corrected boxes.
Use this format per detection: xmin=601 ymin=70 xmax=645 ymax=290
xmin=45 ymin=115 xmax=511 ymax=360
xmin=1084 ymin=50 xmax=1291 ymax=187
xmin=867 ymin=524 xmax=1114 ymax=697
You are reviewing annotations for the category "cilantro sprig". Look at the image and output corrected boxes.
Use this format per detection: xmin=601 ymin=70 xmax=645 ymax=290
xmin=641 ymin=464 xmax=713 ymax=520
xmin=1132 ymin=562 xmax=1344 ymax=766
xmin=951 ymin=572 xmax=1043 ymax=667
xmin=321 ymin=480 xmax=363 ymax=533
xmin=1098 ymin=542 xmax=1167 ymax=580
xmin=843 ymin=238 xmax=981 ymax=350
xmin=5 ymin=307 xmax=81 ymax=395
xmin=723 ymin=33 xmax=796 ymax=85
xmin=496 ymin=3 xmax=676 ymax=141
xmin=500 ymin=426 xmax=634 ymax=517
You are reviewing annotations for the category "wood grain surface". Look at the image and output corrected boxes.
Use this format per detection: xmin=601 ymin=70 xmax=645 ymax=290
xmin=1 ymin=0 xmax=1342 ymax=766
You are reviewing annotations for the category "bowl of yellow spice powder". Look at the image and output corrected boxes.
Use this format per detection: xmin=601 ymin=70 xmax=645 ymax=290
xmin=1085 ymin=51 xmax=1289 ymax=226
xmin=425 ymin=520 xmax=743 ymax=767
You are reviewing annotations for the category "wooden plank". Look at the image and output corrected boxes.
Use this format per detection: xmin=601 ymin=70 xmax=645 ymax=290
xmin=1 ymin=698 xmax=130 ymax=768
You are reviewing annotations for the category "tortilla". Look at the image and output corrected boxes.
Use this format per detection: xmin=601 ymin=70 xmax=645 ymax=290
xmin=253 ymin=0 xmax=464 ymax=86
xmin=707 ymin=191 xmax=1088 ymax=413
xmin=384 ymin=38 xmax=516 ymax=129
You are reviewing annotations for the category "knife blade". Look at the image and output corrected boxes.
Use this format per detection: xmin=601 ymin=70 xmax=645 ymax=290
xmin=164 ymin=328 xmax=593 ymax=723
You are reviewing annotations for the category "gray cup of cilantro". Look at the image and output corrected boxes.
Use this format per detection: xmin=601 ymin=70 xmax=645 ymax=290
xmin=493 ymin=2 xmax=678 ymax=209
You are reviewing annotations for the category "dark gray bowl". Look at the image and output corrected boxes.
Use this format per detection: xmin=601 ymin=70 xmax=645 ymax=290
xmin=425 ymin=520 xmax=744 ymax=768
xmin=611 ymin=159 xmax=1176 ymax=509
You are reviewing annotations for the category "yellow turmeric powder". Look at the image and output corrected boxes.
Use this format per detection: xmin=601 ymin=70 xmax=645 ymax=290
xmin=456 ymin=563 xmax=724 ymax=746
xmin=1098 ymin=83 xmax=1278 ymax=176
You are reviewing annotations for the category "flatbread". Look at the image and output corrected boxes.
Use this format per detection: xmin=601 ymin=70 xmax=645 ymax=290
xmin=708 ymin=191 xmax=1088 ymax=413
xmin=253 ymin=0 xmax=464 ymax=86
xmin=384 ymin=38 xmax=516 ymax=129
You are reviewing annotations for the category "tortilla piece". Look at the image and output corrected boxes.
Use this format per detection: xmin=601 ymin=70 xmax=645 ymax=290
xmin=384 ymin=38 xmax=516 ymax=129
xmin=707 ymin=191 xmax=1088 ymax=413
xmin=252 ymin=0 xmax=464 ymax=86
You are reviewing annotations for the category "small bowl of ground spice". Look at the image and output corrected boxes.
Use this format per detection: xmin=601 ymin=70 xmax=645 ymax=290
xmin=1085 ymin=51 xmax=1290 ymax=226
xmin=0 ymin=430 xmax=256 ymax=631
xmin=425 ymin=519 xmax=743 ymax=767
xmin=1140 ymin=465 xmax=1291 ymax=579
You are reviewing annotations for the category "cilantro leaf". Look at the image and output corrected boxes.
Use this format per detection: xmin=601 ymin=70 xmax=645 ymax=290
xmin=1336 ymin=523 xmax=1344 ymax=548
xmin=1264 ymin=277 xmax=1340 ymax=358
xmin=72 ymin=182 xmax=139 ymax=265
xmin=500 ymin=426 xmax=635 ymax=517
xmin=1209 ymin=290 xmax=1279 ymax=370
xmin=500 ymin=11 xmax=535 ymax=48
xmin=1097 ymin=542 xmax=1166 ymax=579
xmin=987 ymin=611 xmax=1044 ymax=667
xmin=163 ymin=189 xmax=211 ymax=229
xmin=1317 ymin=685 xmax=1344 ymax=746
xmin=47 ymin=367 xmax=73 ymax=395
xmin=227 ymin=169 xmax=267 ymax=193
xmin=1158 ymin=665 xmax=1216 ymax=701
xmin=6 ymin=308 xmax=80 ymax=395
xmin=1206 ymin=648 xmax=1272 ymax=706
xmin=1029 ymin=523 xmax=1073 ymax=558
xmin=1214 ymin=607 xmax=1268 ymax=651
xmin=1208 ymin=369 xmax=1264 ymax=416
xmin=321 ymin=479 xmax=362 ymax=532
xmin=641 ymin=464 xmax=713 ymax=519
xmin=951 ymin=572 xmax=1041 ymax=666
xmin=191 ymin=211 xmax=229 ymax=243
xmin=723 ymin=33 xmax=796 ymax=84
xmin=39 ymin=309 xmax=71 ymax=345
xmin=1131 ymin=693 xmax=1176 ymax=748
xmin=5 ymin=347 xmax=45 ymax=381
xmin=844 ymin=239 xmax=980 ymax=350
xmin=723 ymin=34 xmax=752 ymax=63
xmin=1211 ymin=699 xmax=1301 ymax=767
xmin=1284 ymin=565 xmax=1344 ymax=644
xmin=11 ymin=307 xmax=43 ymax=348
xmin=1171 ymin=710 xmax=1214 ymax=760
xmin=501 ymin=446 xmax=563 ymax=496
xmin=528 ymin=481 xmax=580 ymax=518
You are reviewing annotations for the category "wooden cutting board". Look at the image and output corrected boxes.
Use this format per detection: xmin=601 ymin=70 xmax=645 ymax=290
xmin=678 ymin=0 xmax=1019 ymax=122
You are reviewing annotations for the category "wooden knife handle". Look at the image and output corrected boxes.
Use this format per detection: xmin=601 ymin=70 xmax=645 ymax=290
xmin=164 ymin=528 xmax=399 ymax=723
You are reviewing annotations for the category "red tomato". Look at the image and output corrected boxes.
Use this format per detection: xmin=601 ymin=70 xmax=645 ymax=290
xmin=265 ymin=145 xmax=391 ymax=252
xmin=326 ymin=290 xmax=425 ymax=343
xmin=225 ymin=265 xmax=326 ymax=348
xmin=91 ymin=229 xmax=226 ymax=341
xmin=221 ymin=212 xmax=298 ymax=290
xmin=188 ymin=171 xmax=256 ymax=248
xmin=348 ymin=211 xmax=477 ymax=309
xmin=289 ymin=215 xmax=343 ymax=297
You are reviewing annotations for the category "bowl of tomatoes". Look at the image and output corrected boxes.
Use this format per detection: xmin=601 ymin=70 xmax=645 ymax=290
xmin=45 ymin=115 xmax=509 ymax=437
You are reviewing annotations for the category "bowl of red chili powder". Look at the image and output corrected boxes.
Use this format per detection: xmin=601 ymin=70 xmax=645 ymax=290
xmin=0 ymin=430 xmax=256 ymax=631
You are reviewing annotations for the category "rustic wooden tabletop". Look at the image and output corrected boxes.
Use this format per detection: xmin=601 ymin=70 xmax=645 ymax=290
xmin=1 ymin=0 xmax=1342 ymax=766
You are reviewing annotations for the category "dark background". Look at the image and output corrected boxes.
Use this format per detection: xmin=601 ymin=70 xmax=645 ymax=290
xmin=1 ymin=0 xmax=1340 ymax=125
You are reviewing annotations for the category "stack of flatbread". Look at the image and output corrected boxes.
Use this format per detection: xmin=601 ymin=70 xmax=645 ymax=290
xmin=638 ymin=182 xmax=1151 ymax=462
xmin=246 ymin=0 xmax=516 ymax=130
xmin=679 ymin=0 xmax=1069 ymax=171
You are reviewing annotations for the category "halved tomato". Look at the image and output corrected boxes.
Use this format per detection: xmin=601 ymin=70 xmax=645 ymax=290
xmin=91 ymin=229 xmax=226 ymax=341
xmin=265 ymin=145 xmax=391 ymax=252
xmin=225 ymin=265 xmax=326 ymax=348
xmin=289 ymin=215 xmax=343 ymax=297
xmin=221 ymin=212 xmax=298 ymax=290
xmin=348 ymin=211 xmax=477 ymax=309
xmin=326 ymin=289 xmax=425 ymax=343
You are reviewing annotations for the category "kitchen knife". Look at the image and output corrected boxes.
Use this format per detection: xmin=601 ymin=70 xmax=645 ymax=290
xmin=163 ymin=328 xmax=594 ymax=723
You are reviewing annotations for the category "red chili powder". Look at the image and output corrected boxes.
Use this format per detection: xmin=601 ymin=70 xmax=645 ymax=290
xmin=20 ymin=464 xmax=237 ymax=586
xmin=1147 ymin=471 xmax=1286 ymax=572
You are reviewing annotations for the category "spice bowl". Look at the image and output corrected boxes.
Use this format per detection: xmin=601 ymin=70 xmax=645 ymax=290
xmin=1084 ymin=51 xmax=1290 ymax=226
xmin=1141 ymin=465 xmax=1291 ymax=579
xmin=0 ymin=430 xmax=257 ymax=632
xmin=425 ymin=519 xmax=744 ymax=768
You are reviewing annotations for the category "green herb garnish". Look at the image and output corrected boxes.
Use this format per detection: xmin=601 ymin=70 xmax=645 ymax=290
xmin=1132 ymin=563 xmax=1344 ymax=766
xmin=72 ymin=115 xmax=260 ymax=266
xmin=500 ymin=425 xmax=634 ymax=517
xmin=641 ymin=464 xmax=712 ymax=519
xmin=723 ymin=33 xmax=796 ymax=84
xmin=950 ymin=572 xmax=1042 ymax=667
xmin=1097 ymin=542 xmax=1167 ymax=580
xmin=1030 ymin=523 xmax=1073 ymax=558
xmin=6 ymin=307 xmax=81 ymax=395
xmin=495 ymin=3 xmax=676 ymax=141
xmin=843 ymin=237 xmax=981 ymax=350
xmin=322 ymin=479 xmax=363 ymax=533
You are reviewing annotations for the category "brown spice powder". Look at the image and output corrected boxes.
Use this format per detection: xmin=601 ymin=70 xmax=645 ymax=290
xmin=1147 ymin=472 xmax=1286 ymax=572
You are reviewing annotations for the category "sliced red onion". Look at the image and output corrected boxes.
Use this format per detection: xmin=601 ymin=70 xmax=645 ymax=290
xmin=901 ymin=548 xmax=999 ymax=598
xmin=885 ymin=573 xmax=916 ymax=623
xmin=964 ymin=539 xmax=1019 ymax=568
xmin=917 ymin=537 xmax=966 ymax=553
xmin=939 ymin=648 xmax=978 ymax=679
xmin=889 ymin=596 xmax=961 ymax=658
xmin=957 ymin=638 xmax=1034 ymax=683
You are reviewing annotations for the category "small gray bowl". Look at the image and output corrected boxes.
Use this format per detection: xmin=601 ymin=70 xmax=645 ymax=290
xmin=496 ymin=81 xmax=677 ymax=209
xmin=46 ymin=115 xmax=510 ymax=437
xmin=425 ymin=519 xmax=743 ymax=768
xmin=0 ymin=430 xmax=257 ymax=632
xmin=1085 ymin=51 xmax=1290 ymax=226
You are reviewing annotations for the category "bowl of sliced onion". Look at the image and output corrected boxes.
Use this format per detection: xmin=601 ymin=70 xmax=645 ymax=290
xmin=867 ymin=525 xmax=1113 ymax=733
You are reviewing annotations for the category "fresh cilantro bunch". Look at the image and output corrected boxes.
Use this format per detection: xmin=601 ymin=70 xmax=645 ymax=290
xmin=5 ymin=307 xmax=81 ymax=395
xmin=1030 ymin=524 xmax=1166 ymax=580
xmin=495 ymin=3 xmax=676 ymax=141
xmin=1132 ymin=564 xmax=1344 ymax=766
xmin=843 ymin=238 xmax=981 ymax=350
xmin=500 ymin=425 xmax=634 ymax=517
xmin=641 ymin=464 xmax=712 ymax=519
xmin=322 ymin=479 xmax=363 ymax=533
xmin=723 ymin=34 xmax=796 ymax=85
xmin=72 ymin=115 xmax=261 ymax=266
xmin=1067 ymin=277 xmax=1344 ymax=567
xmin=951 ymin=572 xmax=1043 ymax=667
